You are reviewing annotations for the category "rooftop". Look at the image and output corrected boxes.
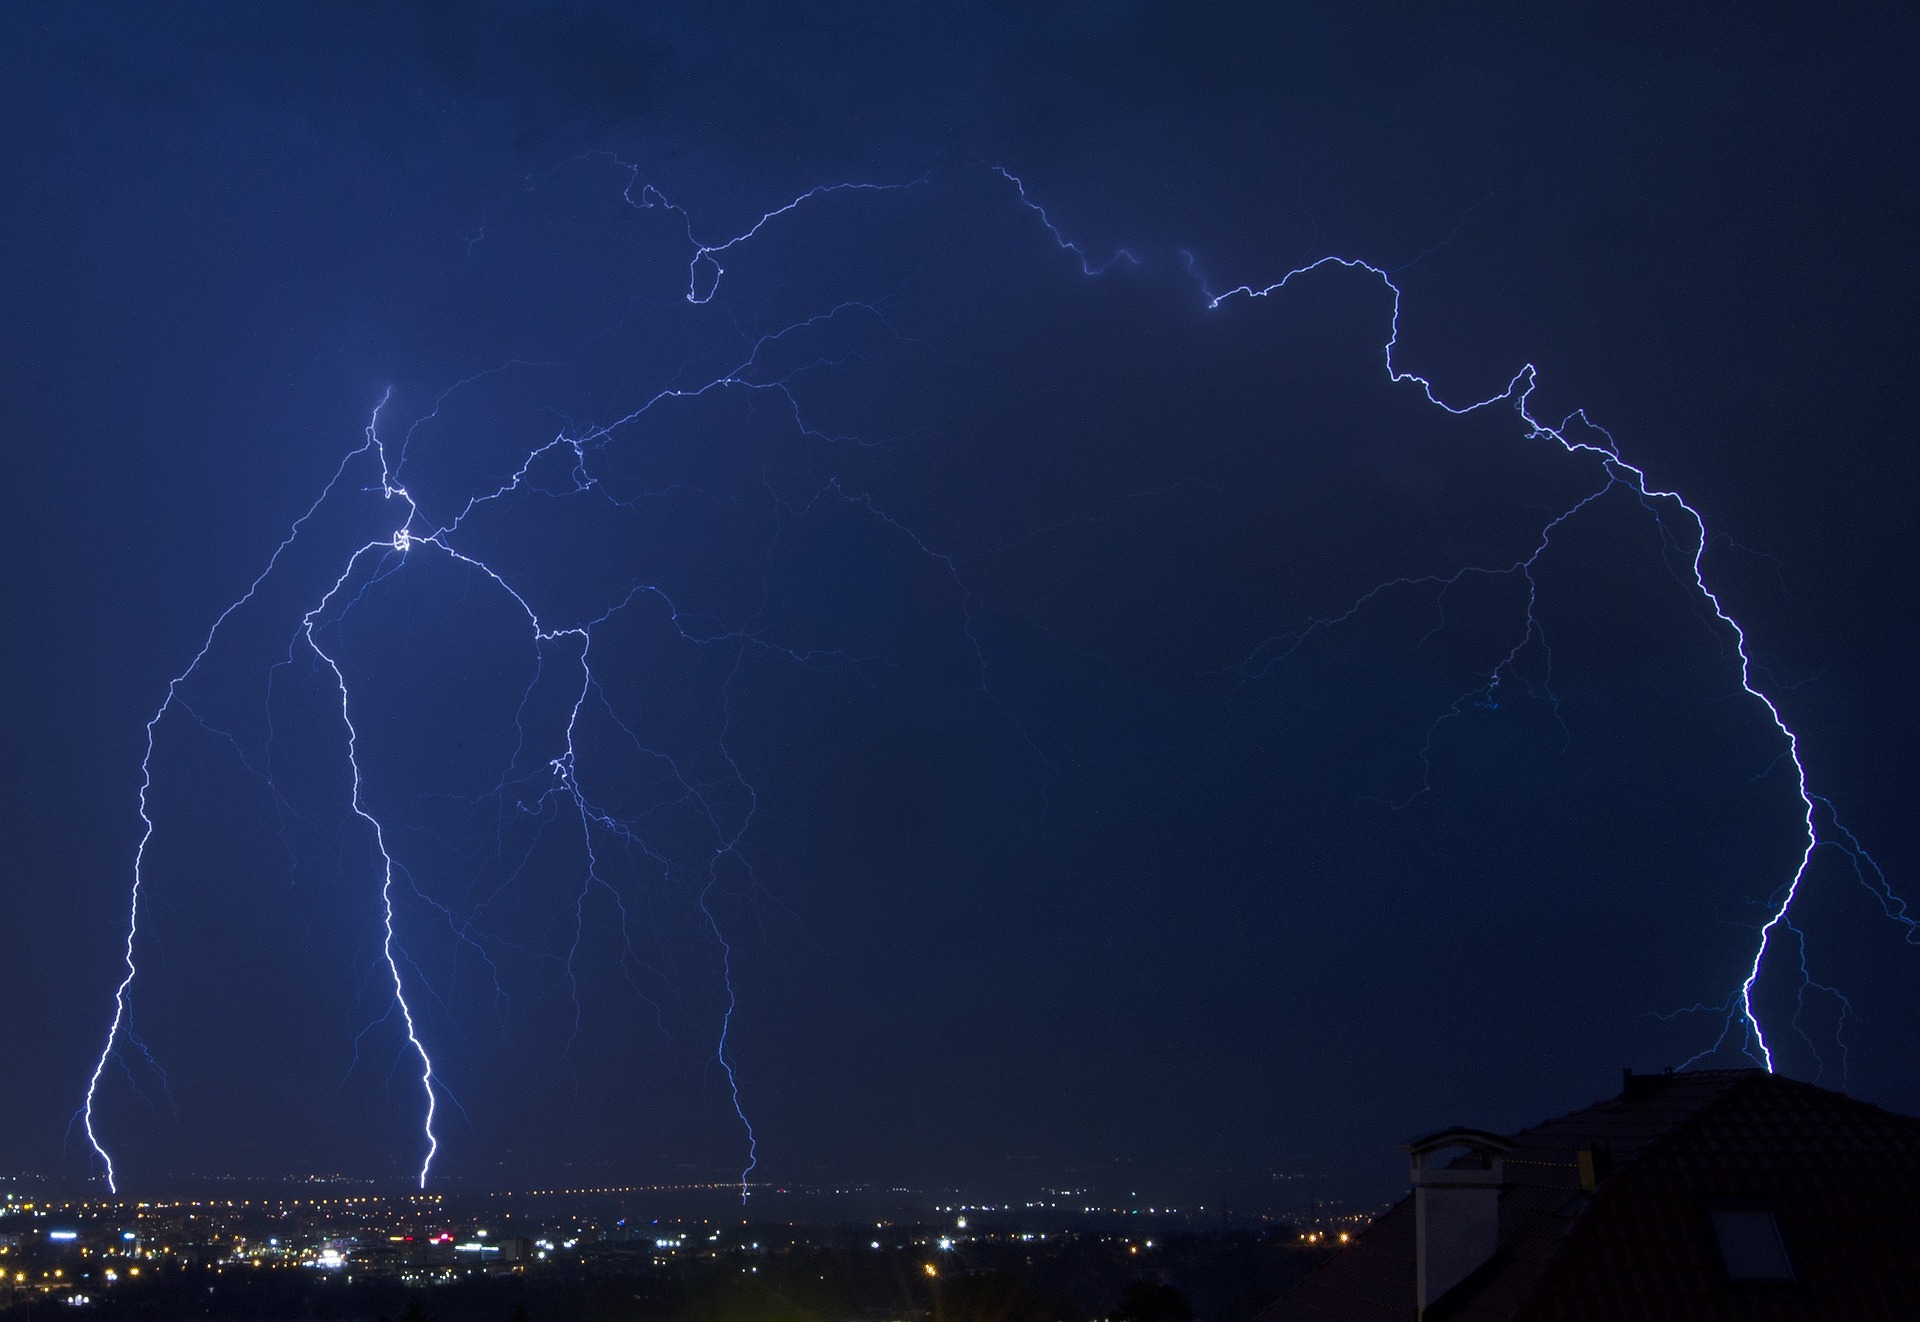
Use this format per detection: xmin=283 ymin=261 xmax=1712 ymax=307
xmin=1261 ymin=1068 xmax=1920 ymax=1320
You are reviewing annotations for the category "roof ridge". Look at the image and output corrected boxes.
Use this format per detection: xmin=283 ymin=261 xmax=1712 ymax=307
xmin=1503 ymin=1069 xmax=1759 ymax=1147
xmin=1442 ymin=1074 xmax=1766 ymax=1320
xmin=1492 ymin=1070 xmax=1920 ymax=1321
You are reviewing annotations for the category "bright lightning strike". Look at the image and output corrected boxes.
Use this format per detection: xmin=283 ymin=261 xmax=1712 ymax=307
xmin=79 ymin=159 xmax=1911 ymax=1195
xmin=1192 ymin=254 xmax=1910 ymax=1076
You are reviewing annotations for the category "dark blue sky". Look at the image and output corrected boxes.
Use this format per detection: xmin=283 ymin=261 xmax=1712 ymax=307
xmin=2 ymin=3 xmax=1916 ymax=1206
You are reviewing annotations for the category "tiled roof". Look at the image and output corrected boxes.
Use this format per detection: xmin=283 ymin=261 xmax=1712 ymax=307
xmin=1257 ymin=1070 xmax=1920 ymax=1321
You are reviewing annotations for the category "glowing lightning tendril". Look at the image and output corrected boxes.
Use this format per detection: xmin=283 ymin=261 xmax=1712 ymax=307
xmin=1198 ymin=255 xmax=1912 ymax=1075
xmin=80 ymin=160 xmax=1910 ymax=1194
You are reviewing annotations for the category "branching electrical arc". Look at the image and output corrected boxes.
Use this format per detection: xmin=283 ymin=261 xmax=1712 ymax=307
xmin=78 ymin=158 xmax=1914 ymax=1194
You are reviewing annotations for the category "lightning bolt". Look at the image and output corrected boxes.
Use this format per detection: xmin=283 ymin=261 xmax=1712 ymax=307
xmin=80 ymin=417 xmax=401 ymax=1193
xmin=299 ymin=444 xmax=440 ymax=1189
xmin=81 ymin=158 xmax=1910 ymax=1196
xmin=1189 ymin=253 xmax=1912 ymax=1074
xmin=1007 ymin=170 xmax=1914 ymax=1074
xmin=76 ymin=183 xmax=932 ymax=1191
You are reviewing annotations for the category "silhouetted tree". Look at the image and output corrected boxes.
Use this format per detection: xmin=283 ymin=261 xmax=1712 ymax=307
xmin=508 ymin=1304 xmax=532 ymax=1322
xmin=399 ymin=1296 xmax=433 ymax=1322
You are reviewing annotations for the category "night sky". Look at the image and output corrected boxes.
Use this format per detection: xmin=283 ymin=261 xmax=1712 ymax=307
xmin=3 ymin=4 xmax=1917 ymax=1207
